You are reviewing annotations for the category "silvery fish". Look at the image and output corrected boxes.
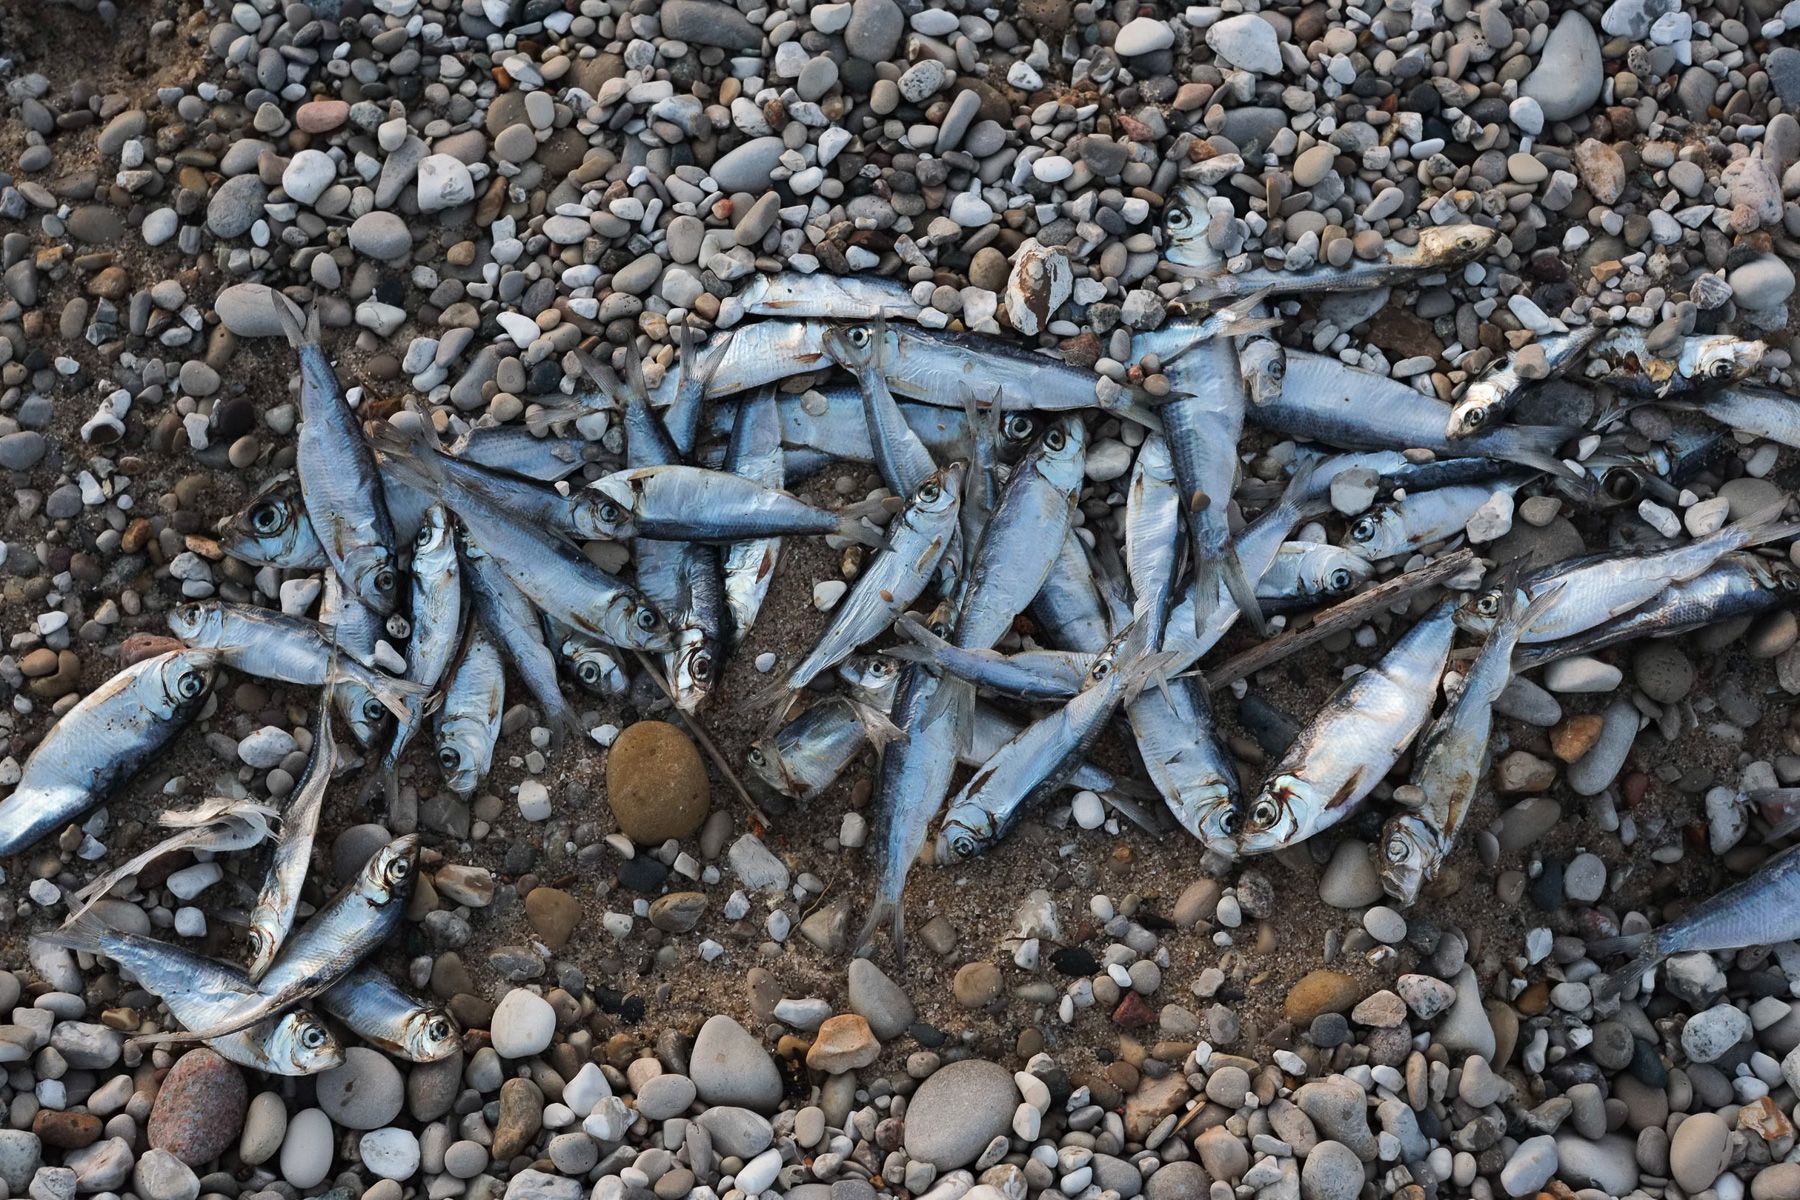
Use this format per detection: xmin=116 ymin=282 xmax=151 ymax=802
xmin=1125 ymin=434 xmax=1181 ymax=646
xmin=279 ymin=304 xmax=399 ymax=615
xmin=936 ymin=625 xmax=1158 ymax=862
xmin=1253 ymin=351 xmax=1577 ymax=476
xmin=762 ymin=463 xmax=963 ymax=697
xmin=888 ymin=614 xmax=1093 ymax=702
xmin=450 ymin=423 xmax=601 ymax=482
xmin=1292 ymin=449 xmax=1514 ymax=498
xmin=1165 ymin=187 xmax=1498 ymax=297
xmin=1257 ymin=541 xmax=1375 ymax=611
xmin=1030 ymin=532 xmax=1111 ymax=654
xmin=965 ymin=704 xmax=1120 ymax=798
xmin=0 ymin=649 xmax=215 ymax=859
xmin=69 ymin=797 xmax=277 ymax=923
xmin=142 ymin=835 xmax=419 ymax=1044
xmin=245 ymin=690 xmax=336 ymax=981
xmin=367 ymin=505 xmax=464 ymax=804
xmin=1445 ymin=325 xmax=1602 ymax=439
xmin=369 ymin=423 xmax=673 ymax=653
xmin=662 ymin=326 xmax=728 ymax=458
xmin=552 ymin=625 xmax=631 ymax=697
xmin=1686 ymin=385 xmax=1800 ymax=451
xmin=746 ymin=655 xmax=904 ymax=805
xmin=38 ymin=917 xmax=343 ymax=1076
xmin=1381 ymin=584 xmax=1559 ymax=906
xmin=579 ymin=465 xmax=889 ymax=545
xmin=1128 ymin=295 xmax=1281 ymax=367
xmin=1237 ymin=310 xmax=1287 ymax=407
xmin=1343 ymin=481 xmax=1525 ymax=561
xmin=437 ymin=624 xmax=505 ymax=800
xmin=460 ymin=529 xmax=581 ymax=744
xmin=1591 ymin=842 xmax=1800 ymax=996
xmin=318 ymin=967 xmax=460 ymax=1062
xmin=317 ymin=571 xmax=391 ymax=749
xmin=736 ymin=271 xmax=924 ymax=321
xmin=1512 ymin=553 xmax=1798 ymax=670
xmin=722 ymin=387 xmax=786 ymax=649
xmin=956 ymin=417 xmax=1085 ymax=651
xmin=1230 ymin=601 xmax=1457 ymax=857
xmin=219 ymin=475 xmax=327 ymax=569
xmin=1587 ymin=329 xmax=1765 ymax=396
xmin=167 ymin=602 xmax=424 ymax=723
xmin=666 ymin=544 xmax=730 ymax=715
xmin=822 ymin=322 xmax=938 ymax=500
xmin=1455 ymin=505 xmax=1794 ymax=644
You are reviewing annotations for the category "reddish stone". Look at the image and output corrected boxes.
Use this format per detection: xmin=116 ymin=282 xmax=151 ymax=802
xmin=1111 ymin=991 xmax=1156 ymax=1030
xmin=147 ymin=1049 xmax=246 ymax=1166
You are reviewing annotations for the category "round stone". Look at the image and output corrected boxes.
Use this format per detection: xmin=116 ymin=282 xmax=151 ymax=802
xmin=903 ymin=1060 xmax=1019 ymax=1170
xmin=490 ymin=988 xmax=557 ymax=1059
xmin=279 ymin=1109 xmax=334 ymax=1189
xmin=316 ymin=1048 xmax=405 ymax=1130
xmin=147 ymin=1049 xmax=246 ymax=1166
xmin=348 ymin=211 xmax=412 ymax=261
xmin=605 ymin=721 xmax=711 ymax=843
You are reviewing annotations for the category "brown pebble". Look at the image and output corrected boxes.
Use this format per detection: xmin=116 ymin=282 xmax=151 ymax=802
xmin=523 ymin=887 xmax=581 ymax=951
xmin=1550 ymin=714 xmax=1605 ymax=762
xmin=605 ymin=721 xmax=711 ymax=843
xmin=33 ymin=1110 xmax=101 ymax=1149
xmin=1284 ymin=970 xmax=1360 ymax=1025
xmin=147 ymin=1048 xmax=247 ymax=1165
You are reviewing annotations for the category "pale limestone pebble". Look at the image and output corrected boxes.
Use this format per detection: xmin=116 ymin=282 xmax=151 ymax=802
xmin=903 ymin=1060 xmax=1019 ymax=1170
xmin=689 ymin=1015 xmax=783 ymax=1111
xmin=489 ymin=988 xmax=556 ymax=1059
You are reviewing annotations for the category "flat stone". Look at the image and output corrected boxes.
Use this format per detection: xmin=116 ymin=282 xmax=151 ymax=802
xmin=903 ymin=1060 xmax=1018 ymax=1170
xmin=690 ymin=1015 xmax=783 ymax=1112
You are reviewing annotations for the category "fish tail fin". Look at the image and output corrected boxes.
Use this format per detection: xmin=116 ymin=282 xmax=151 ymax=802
xmin=1193 ymin=543 xmax=1267 ymax=638
xmin=921 ymin=672 xmax=976 ymax=756
xmin=1591 ymin=934 xmax=1664 ymax=999
xmin=1719 ymin=501 xmax=1800 ymax=554
xmin=1103 ymin=388 xmax=1167 ymax=433
xmin=1122 ymin=649 xmax=1186 ymax=706
xmin=854 ymin=894 xmax=906 ymax=968
xmin=848 ymin=699 xmax=907 ymax=755
xmin=36 ymin=909 xmax=112 ymax=955
xmin=344 ymin=667 xmax=430 ymax=723
xmin=368 ymin=422 xmax=448 ymax=494
xmin=545 ymin=694 xmax=587 ymax=753
xmin=1499 ymin=424 xmax=1581 ymax=478
xmin=1210 ymin=289 xmax=1283 ymax=339
xmin=273 ymin=295 xmax=312 ymax=349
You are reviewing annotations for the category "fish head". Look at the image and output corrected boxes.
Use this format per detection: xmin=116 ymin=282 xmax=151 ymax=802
xmin=362 ymin=833 xmax=422 ymax=903
xmin=1409 ymin=223 xmax=1498 ymax=268
xmin=1233 ymin=775 xmax=1311 ymax=855
xmin=269 ymin=1011 xmax=345 ymax=1075
xmin=1298 ymin=544 xmax=1375 ymax=598
xmin=436 ymin=721 xmax=487 ymax=799
xmin=1172 ymin=784 xmax=1244 ymax=858
xmin=1680 ymin=334 xmax=1764 ymax=386
xmin=400 ymin=1005 xmax=462 ymax=1062
xmin=668 ymin=625 xmax=718 ymax=716
xmin=578 ymin=481 xmax=638 ymax=540
xmin=820 ymin=321 xmax=880 ymax=371
xmin=1000 ymin=413 xmax=1040 ymax=458
xmin=1026 ymin=415 xmax=1088 ymax=491
xmin=342 ymin=544 xmax=401 ymax=616
xmin=413 ymin=503 xmax=455 ymax=563
xmin=1379 ymin=814 xmax=1433 ymax=907
xmin=1240 ymin=341 xmax=1285 ymax=406
xmin=906 ymin=462 xmax=965 ymax=523
xmin=744 ymin=736 xmax=804 ymax=804
xmin=166 ymin=601 xmax=222 ymax=646
xmin=1343 ymin=506 xmax=1406 ymax=561
xmin=149 ymin=650 xmax=216 ymax=720
xmin=219 ymin=476 xmax=313 ymax=567
xmin=566 ymin=641 xmax=631 ymax=697
xmin=1161 ymin=185 xmax=1216 ymax=271
xmin=1451 ymin=584 xmax=1509 ymax=637
xmin=1446 ymin=383 xmax=1506 ymax=439
xmin=935 ymin=811 xmax=996 ymax=864
xmin=603 ymin=591 xmax=675 ymax=653
xmin=336 ymin=684 xmax=389 ymax=750
xmin=838 ymin=653 xmax=901 ymax=709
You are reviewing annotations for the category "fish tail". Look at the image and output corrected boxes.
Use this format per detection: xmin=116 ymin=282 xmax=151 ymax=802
xmin=35 ymin=909 xmax=112 ymax=955
xmin=545 ymin=695 xmax=587 ymax=753
xmin=854 ymin=894 xmax=906 ymax=967
xmin=368 ymin=422 xmax=448 ymax=493
xmin=745 ymin=668 xmax=800 ymax=718
xmin=836 ymin=495 xmax=899 ymax=549
xmin=1103 ymin=388 xmax=1167 ymax=433
xmin=343 ymin=666 xmax=430 ymax=723
xmin=1194 ymin=544 xmax=1267 ymax=638
xmin=1591 ymin=934 xmax=1664 ymax=999
xmin=1497 ymin=423 xmax=1580 ymax=478
xmin=1275 ymin=454 xmax=1326 ymax=520
xmin=1720 ymin=501 xmax=1800 ymax=554
xmin=273 ymin=295 xmax=314 ymax=349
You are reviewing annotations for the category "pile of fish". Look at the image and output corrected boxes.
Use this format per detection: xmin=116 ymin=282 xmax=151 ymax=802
xmin=5 ymin=197 xmax=1800 ymax=1005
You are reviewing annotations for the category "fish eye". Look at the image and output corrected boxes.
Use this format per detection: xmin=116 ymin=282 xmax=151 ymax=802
xmin=1708 ymin=358 xmax=1735 ymax=379
xmin=951 ymin=833 xmax=978 ymax=858
xmin=362 ymin=697 xmax=387 ymax=721
xmin=385 ymin=856 xmax=412 ymax=885
xmin=577 ymin=660 xmax=601 ymax=684
xmin=691 ymin=652 xmax=713 ymax=682
xmin=1250 ymin=798 xmax=1280 ymax=829
xmin=598 ymin=501 xmax=622 ymax=525
xmin=1476 ymin=592 xmax=1500 ymax=616
xmin=1457 ymin=233 xmax=1478 ymax=251
xmin=1350 ymin=518 xmax=1377 ymax=543
xmin=1167 ymin=208 xmax=1190 ymax=230
xmin=1328 ymin=567 xmax=1354 ymax=592
xmin=249 ymin=501 xmax=285 ymax=534
xmin=1092 ymin=660 xmax=1111 ymax=678
xmin=175 ymin=668 xmax=205 ymax=700
xmin=427 ymin=1019 xmax=451 ymax=1041
xmin=1217 ymin=809 xmax=1241 ymax=835
xmin=1386 ymin=835 xmax=1410 ymax=863
xmin=636 ymin=608 xmax=660 ymax=630
xmin=930 ymin=621 xmax=950 ymax=637
xmin=375 ymin=568 xmax=396 ymax=593
xmin=1044 ymin=429 xmax=1067 ymax=452
xmin=747 ymin=746 xmax=766 ymax=767
xmin=415 ymin=523 xmax=436 ymax=547
xmin=1784 ymin=573 xmax=1800 ymax=592
xmin=1004 ymin=415 xmax=1034 ymax=440
xmin=300 ymin=1024 xmax=327 ymax=1049
xmin=871 ymin=658 xmax=893 ymax=676
xmin=438 ymin=746 xmax=462 ymax=771
xmin=1267 ymin=358 xmax=1285 ymax=381
xmin=917 ymin=481 xmax=941 ymax=503
xmin=847 ymin=325 xmax=871 ymax=348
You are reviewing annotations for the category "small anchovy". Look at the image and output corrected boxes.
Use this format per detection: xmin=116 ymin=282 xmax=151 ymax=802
xmin=1456 ymin=505 xmax=1794 ymax=644
xmin=1125 ymin=434 xmax=1182 ymax=647
xmin=579 ymin=464 xmax=889 ymax=545
xmin=1381 ymin=584 xmax=1559 ymax=906
xmin=552 ymin=623 xmax=632 ymax=697
xmin=1342 ymin=481 xmax=1525 ymax=562
xmin=460 ymin=529 xmax=582 ymax=744
xmin=1237 ymin=310 xmax=1287 ymax=407
xmin=1446 ymin=325 xmax=1602 ymax=439
xmin=318 ymin=571 xmax=391 ymax=749
xmin=736 ymin=271 xmax=923 ymax=321
xmin=1293 ymin=449 xmax=1516 ymax=497
xmin=1512 ymin=552 xmax=1798 ymax=670
xmin=667 ymin=544 xmax=730 ymax=715
xmin=245 ymin=690 xmax=336 ymax=982
xmin=1687 ymin=385 xmax=1800 ymax=451
xmin=37 ymin=916 xmax=344 ymax=1076
xmin=279 ymin=304 xmax=400 ymax=616
xmin=1167 ymin=189 xmax=1498 ymax=297
xmin=1254 ymin=351 xmax=1577 ymax=476
xmin=370 ymin=423 xmax=673 ymax=652
xmin=1131 ymin=672 xmax=1242 ymax=850
xmin=168 ymin=601 xmax=422 ymax=725
xmin=142 ymin=835 xmax=420 ymax=1044
xmin=0 ymin=649 xmax=215 ymax=859
xmin=889 ymin=613 xmax=1094 ymax=701
xmin=965 ymin=704 xmax=1119 ymax=797
xmin=318 ymin=967 xmax=460 ymax=1062
xmin=722 ymin=387 xmax=786 ymax=649
xmin=936 ymin=626 xmax=1155 ymax=862
xmin=1586 ymin=329 xmax=1765 ymax=396
xmin=763 ymin=464 xmax=963 ymax=696
xmin=1030 ymin=532 xmax=1112 ymax=653
xmin=1257 ymin=541 xmax=1375 ymax=611
xmin=957 ymin=417 xmax=1085 ymax=651
xmin=437 ymin=624 xmax=505 ymax=800
xmin=1129 ymin=295 xmax=1281 ymax=366
xmin=368 ymin=504 xmax=464 ymax=803
xmin=746 ymin=655 xmax=906 ymax=805
xmin=1590 ymin=841 xmax=1800 ymax=995
xmin=1232 ymin=601 xmax=1457 ymax=857
xmin=451 ymin=422 xmax=602 ymax=482
xmin=662 ymin=327 xmax=727 ymax=459
xmin=660 ymin=319 xmax=830 ymax=399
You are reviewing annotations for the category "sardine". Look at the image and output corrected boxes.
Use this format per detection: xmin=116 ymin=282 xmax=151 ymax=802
xmin=580 ymin=465 xmax=888 ymax=545
xmin=874 ymin=324 xmax=1162 ymax=427
xmin=1687 ymin=385 xmax=1800 ymax=451
xmin=1445 ymin=325 xmax=1602 ymax=439
xmin=965 ymin=704 xmax=1119 ymax=797
xmin=245 ymin=690 xmax=336 ymax=981
xmin=437 ymin=623 xmax=505 ymax=800
xmin=1292 ymin=449 xmax=1516 ymax=497
xmin=318 ymin=967 xmax=460 ymax=1062
xmin=667 ymin=544 xmax=730 ymax=715
xmin=1125 ymin=434 xmax=1182 ymax=647
xmin=0 ymin=649 xmax=215 ymax=859
xmin=318 ymin=571 xmax=391 ymax=749
xmin=142 ymin=835 xmax=419 ymax=1044
xmin=1253 ymin=351 xmax=1577 ymax=476
xmin=1586 ymin=329 xmax=1765 ymax=396
xmin=1030 ymin=532 xmax=1112 ymax=653
xmin=1343 ymin=481 xmax=1525 ymax=561
xmin=38 ymin=916 xmax=344 ymax=1076
xmin=168 ymin=601 xmax=423 ymax=723
xmin=552 ymin=624 xmax=632 ymax=697
xmin=460 ymin=528 xmax=581 ymax=743
xmin=1257 ymin=541 xmax=1375 ymax=611
xmin=1231 ymin=601 xmax=1457 ymax=856
xmin=736 ymin=271 xmax=923 ymax=321
xmin=823 ymin=322 xmax=938 ymax=500
xmin=747 ymin=694 xmax=886 ymax=806
xmin=1456 ymin=505 xmax=1794 ymax=644
xmin=451 ymin=423 xmax=601 ymax=482
xmin=279 ymin=304 xmax=399 ymax=615
xmin=367 ymin=504 xmax=464 ymax=803
xmin=889 ymin=613 xmax=1095 ymax=701
xmin=1381 ymin=583 xmax=1559 ymax=905
xmin=721 ymin=387 xmax=786 ymax=649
